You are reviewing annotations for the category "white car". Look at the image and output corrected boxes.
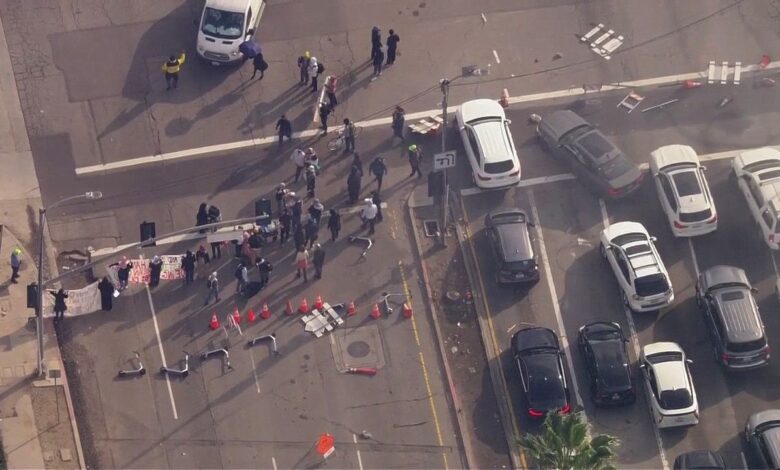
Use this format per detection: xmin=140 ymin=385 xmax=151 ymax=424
xmin=640 ymin=342 xmax=699 ymax=429
xmin=732 ymin=147 xmax=780 ymax=250
xmin=196 ymin=0 xmax=266 ymax=65
xmin=600 ymin=222 xmax=674 ymax=312
xmin=650 ymin=145 xmax=717 ymax=237
xmin=456 ymin=99 xmax=521 ymax=189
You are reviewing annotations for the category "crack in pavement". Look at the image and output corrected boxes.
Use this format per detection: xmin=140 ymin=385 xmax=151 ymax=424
xmin=344 ymin=394 xmax=433 ymax=410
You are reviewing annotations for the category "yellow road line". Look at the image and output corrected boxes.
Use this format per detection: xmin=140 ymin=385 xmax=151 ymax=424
xmin=459 ymin=198 xmax=528 ymax=469
xmin=398 ymin=260 xmax=449 ymax=470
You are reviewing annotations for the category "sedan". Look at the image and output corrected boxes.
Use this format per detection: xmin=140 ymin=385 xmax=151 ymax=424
xmin=650 ymin=145 xmax=717 ymax=237
xmin=512 ymin=327 xmax=571 ymax=418
xmin=640 ymin=342 xmax=699 ymax=429
xmin=745 ymin=410 xmax=780 ymax=468
xmin=578 ymin=322 xmax=635 ymax=406
xmin=673 ymin=450 xmax=726 ymax=469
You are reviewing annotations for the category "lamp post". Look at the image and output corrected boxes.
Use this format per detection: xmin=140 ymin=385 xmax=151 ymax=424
xmin=36 ymin=191 xmax=102 ymax=377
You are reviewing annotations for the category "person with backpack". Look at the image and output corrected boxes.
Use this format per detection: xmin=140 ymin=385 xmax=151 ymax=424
xmin=234 ymin=262 xmax=249 ymax=294
xmin=298 ymin=51 xmax=311 ymax=85
xmin=203 ymin=271 xmax=220 ymax=306
xmin=369 ymin=157 xmax=388 ymax=192
xmin=255 ymin=257 xmax=273 ymax=285
xmin=251 ymin=52 xmax=268 ymax=80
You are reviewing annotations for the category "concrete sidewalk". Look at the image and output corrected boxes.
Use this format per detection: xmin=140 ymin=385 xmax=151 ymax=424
xmin=0 ymin=13 xmax=84 ymax=470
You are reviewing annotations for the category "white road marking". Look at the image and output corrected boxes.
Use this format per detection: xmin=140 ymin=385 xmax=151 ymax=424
xmin=74 ymin=61 xmax=780 ymax=176
xmin=460 ymin=173 xmax=576 ymax=196
xmin=528 ymin=189 xmax=585 ymax=409
xmin=481 ymin=13 xmax=487 ymax=23
xmin=248 ymin=348 xmax=261 ymax=394
xmin=271 ymin=456 xmax=278 ymax=470
xmin=352 ymin=434 xmax=364 ymax=470
xmin=144 ymin=282 xmax=179 ymax=420
xmin=740 ymin=451 xmax=748 ymax=469
xmin=492 ymin=49 xmax=501 ymax=64
xmin=687 ymin=239 xmax=700 ymax=277
xmin=598 ymin=198 xmax=610 ymax=228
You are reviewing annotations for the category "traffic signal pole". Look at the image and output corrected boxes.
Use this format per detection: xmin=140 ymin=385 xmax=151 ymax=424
xmin=439 ymin=78 xmax=450 ymax=247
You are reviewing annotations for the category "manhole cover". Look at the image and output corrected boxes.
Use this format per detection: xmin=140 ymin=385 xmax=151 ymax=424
xmin=347 ymin=341 xmax=371 ymax=358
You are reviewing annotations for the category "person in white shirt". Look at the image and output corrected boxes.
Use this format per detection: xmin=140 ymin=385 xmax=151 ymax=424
xmin=361 ymin=198 xmax=378 ymax=235
xmin=290 ymin=148 xmax=307 ymax=183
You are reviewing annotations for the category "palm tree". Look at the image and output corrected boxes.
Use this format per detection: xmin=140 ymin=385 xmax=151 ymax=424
xmin=517 ymin=411 xmax=619 ymax=470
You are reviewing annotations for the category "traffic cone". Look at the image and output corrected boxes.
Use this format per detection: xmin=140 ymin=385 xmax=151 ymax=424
xmin=346 ymin=367 xmax=378 ymax=376
xmin=760 ymin=54 xmax=771 ymax=69
xmin=285 ymin=299 xmax=294 ymax=315
xmin=370 ymin=303 xmax=381 ymax=319
xmin=260 ymin=303 xmax=271 ymax=319
xmin=402 ymin=303 xmax=413 ymax=318
xmin=347 ymin=300 xmax=357 ymax=317
xmin=232 ymin=308 xmax=241 ymax=325
xmin=247 ymin=308 xmax=257 ymax=323
xmin=314 ymin=295 xmax=324 ymax=310
xmin=683 ymin=79 xmax=701 ymax=89
xmin=299 ymin=298 xmax=310 ymax=314
xmin=209 ymin=313 xmax=220 ymax=330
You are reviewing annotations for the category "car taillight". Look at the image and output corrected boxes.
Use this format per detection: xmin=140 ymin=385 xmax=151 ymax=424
xmin=722 ymin=352 xmax=731 ymax=362
xmin=559 ymin=404 xmax=571 ymax=415
xmin=607 ymin=187 xmax=622 ymax=197
xmin=673 ymin=220 xmax=686 ymax=229
xmin=707 ymin=214 xmax=718 ymax=224
xmin=763 ymin=345 xmax=771 ymax=357
xmin=528 ymin=408 xmax=544 ymax=418
xmin=477 ymin=174 xmax=491 ymax=181
xmin=508 ymin=170 xmax=520 ymax=177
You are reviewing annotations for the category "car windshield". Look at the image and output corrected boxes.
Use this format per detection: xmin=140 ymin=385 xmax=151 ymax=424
xmin=635 ymin=273 xmax=669 ymax=297
xmin=672 ymin=171 xmax=703 ymax=197
xmin=679 ymin=208 xmax=712 ymax=223
xmin=587 ymin=328 xmax=621 ymax=341
xmin=659 ymin=388 xmax=693 ymax=409
xmin=599 ymin=154 xmax=635 ymax=180
xmin=484 ymin=160 xmax=515 ymax=174
xmin=504 ymin=259 xmax=536 ymax=271
xmin=759 ymin=168 xmax=780 ymax=182
xmin=201 ymin=7 xmax=245 ymax=39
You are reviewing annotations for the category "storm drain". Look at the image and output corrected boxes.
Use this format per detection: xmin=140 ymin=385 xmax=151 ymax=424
xmin=330 ymin=325 xmax=386 ymax=373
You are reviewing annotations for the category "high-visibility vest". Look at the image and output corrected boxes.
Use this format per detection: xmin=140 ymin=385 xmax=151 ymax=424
xmin=162 ymin=53 xmax=186 ymax=74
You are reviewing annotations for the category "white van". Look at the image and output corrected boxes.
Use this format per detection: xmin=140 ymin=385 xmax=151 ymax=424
xmin=196 ymin=0 xmax=265 ymax=65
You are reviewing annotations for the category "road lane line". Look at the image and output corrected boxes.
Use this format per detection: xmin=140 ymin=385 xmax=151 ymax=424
xmin=740 ymin=451 xmax=748 ymax=469
xmin=398 ymin=260 xmax=448 ymax=470
xmin=601 ymin=202 xmax=670 ymax=470
xmin=271 ymin=456 xmax=278 ymax=470
xmin=144 ymin=282 xmax=179 ymax=420
xmin=688 ymin=239 xmax=700 ymax=277
xmin=492 ymin=49 xmax=501 ymax=64
xmin=461 ymin=173 xmax=576 ymax=196
xmin=248 ymin=348 xmax=261 ymax=394
xmin=528 ymin=189 xmax=584 ymax=408
xmin=459 ymin=198 xmax=527 ymax=468
xmin=352 ymin=434 xmax=364 ymax=470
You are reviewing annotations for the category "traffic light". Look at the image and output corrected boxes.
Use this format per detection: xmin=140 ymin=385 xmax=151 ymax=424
xmin=140 ymin=221 xmax=156 ymax=247
xmin=26 ymin=283 xmax=37 ymax=309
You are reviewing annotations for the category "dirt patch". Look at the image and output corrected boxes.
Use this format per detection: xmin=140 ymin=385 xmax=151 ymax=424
xmin=30 ymin=386 xmax=79 ymax=469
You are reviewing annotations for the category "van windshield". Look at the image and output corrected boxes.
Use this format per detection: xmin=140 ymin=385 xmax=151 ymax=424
xmin=201 ymin=7 xmax=245 ymax=39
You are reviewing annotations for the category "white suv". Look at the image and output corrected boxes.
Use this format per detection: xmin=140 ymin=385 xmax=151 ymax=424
xmin=732 ymin=147 xmax=780 ymax=250
xmin=641 ymin=342 xmax=699 ymax=429
xmin=600 ymin=221 xmax=674 ymax=312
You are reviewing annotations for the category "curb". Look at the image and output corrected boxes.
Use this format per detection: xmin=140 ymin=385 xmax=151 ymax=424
xmin=405 ymin=199 xmax=475 ymax=469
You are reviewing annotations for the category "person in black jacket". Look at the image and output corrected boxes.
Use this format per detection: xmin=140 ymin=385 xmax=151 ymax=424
xmin=251 ymin=52 xmax=268 ymax=80
xmin=292 ymin=198 xmax=303 ymax=232
xmin=181 ymin=250 xmax=196 ymax=285
xmin=279 ymin=208 xmax=292 ymax=245
xmin=371 ymin=26 xmax=382 ymax=60
xmin=196 ymin=203 xmax=209 ymax=233
xmin=308 ymin=199 xmax=324 ymax=225
xmin=149 ymin=255 xmax=163 ymax=288
xmin=98 ymin=277 xmax=114 ymax=311
xmin=327 ymin=209 xmax=341 ymax=242
xmin=255 ymin=257 xmax=273 ymax=285
xmin=386 ymin=29 xmax=400 ymax=65
xmin=52 ymin=288 xmax=68 ymax=322
xmin=347 ymin=166 xmax=362 ymax=204
xmin=372 ymin=47 xmax=385 ymax=77
xmin=372 ymin=191 xmax=383 ymax=223
xmin=275 ymin=115 xmax=292 ymax=149
xmin=312 ymin=243 xmax=326 ymax=279
xmin=304 ymin=217 xmax=320 ymax=249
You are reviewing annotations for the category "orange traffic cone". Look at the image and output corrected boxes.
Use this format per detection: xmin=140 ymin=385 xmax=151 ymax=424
xmin=347 ymin=300 xmax=357 ymax=317
xmin=247 ymin=308 xmax=257 ymax=323
xmin=209 ymin=313 xmax=220 ymax=330
xmin=314 ymin=295 xmax=324 ymax=310
xmin=299 ymin=298 xmax=310 ymax=314
xmin=402 ymin=303 xmax=413 ymax=318
xmin=260 ymin=303 xmax=271 ymax=319
xmin=285 ymin=299 xmax=294 ymax=315
xmin=346 ymin=367 xmax=378 ymax=376
xmin=232 ymin=308 xmax=242 ymax=325
xmin=683 ymin=79 xmax=701 ymax=89
xmin=370 ymin=303 xmax=381 ymax=319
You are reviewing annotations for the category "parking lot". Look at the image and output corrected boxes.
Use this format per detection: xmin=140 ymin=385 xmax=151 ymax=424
xmin=456 ymin=80 xmax=780 ymax=468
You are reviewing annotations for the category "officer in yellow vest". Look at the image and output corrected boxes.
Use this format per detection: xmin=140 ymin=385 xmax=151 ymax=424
xmin=162 ymin=50 xmax=186 ymax=90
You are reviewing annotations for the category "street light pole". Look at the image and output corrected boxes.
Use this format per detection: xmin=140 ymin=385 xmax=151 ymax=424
xmin=36 ymin=191 xmax=102 ymax=377
xmin=439 ymin=78 xmax=450 ymax=247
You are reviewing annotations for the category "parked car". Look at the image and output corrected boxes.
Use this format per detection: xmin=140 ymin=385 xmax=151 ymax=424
xmin=746 ymin=410 xmax=780 ymax=468
xmin=600 ymin=221 xmax=674 ymax=312
xmin=696 ymin=265 xmax=770 ymax=370
xmin=536 ymin=110 xmax=643 ymax=198
xmin=650 ymin=145 xmax=717 ymax=237
xmin=196 ymin=0 xmax=266 ymax=65
xmin=672 ymin=450 xmax=726 ymax=469
xmin=578 ymin=322 xmax=635 ymax=406
xmin=511 ymin=327 xmax=571 ymax=418
xmin=732 ymin=147 xmax=780 ymax=249
xmin=456 ymin=99 xmax=521 ymax=189
xmin=484 ymin=209 xmax=539 ymax=284
xmin=640 ymin=342 xmax=699 ymax=429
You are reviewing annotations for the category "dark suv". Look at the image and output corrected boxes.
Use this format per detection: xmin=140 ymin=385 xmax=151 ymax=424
xmin=696 ymin=265 xmax=770 ymax=370
xmin=746 ymin=410 xmax=780 ymax=468
xmin=484 ymin=209 xmax=539 ymax=284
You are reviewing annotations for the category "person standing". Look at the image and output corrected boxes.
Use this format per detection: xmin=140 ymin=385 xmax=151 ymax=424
xmin=196 ymin=203 xmax=209 ymax=233
xmin=276 ymin=115 xmax=292 ymax=149
xmin=293 ymin=223 xmax=306 ymax=250
xmin=371 ymin=26 xmax=382 ymax=60
xmin=10 ymin=247 xmax=21 ymax=284
xmin=235 ymin=262 xmax=249 ymax=294
xmin=210 ymin=241 xmax=222 ymax=260
xmin=324 ymin=75 xmax=338 ymax=108
xmin=308 ymin=198 xmax=324 ymax=225
xmin=292 ymin=197 xmax=303 ymax=232
xmin=369 ymin=157 xmax=387 ymax=192
xmin=391 ymin=106 xmax=405 ymax=141
xmin=347 ymin=166 xmax=362 ymax=204
xmin=361 ymin=198 xmax=378 ymax=235
xmin=308 ymin=56 xmax=320 ymax=92
xmin=351 ymin=151 xmax=363 ymax=177
xmin=304 ymin=217 xmax=320 ymax=248
xmin=305 ymin=148 xmax=321 ymax=174
xmin=255 ymin=257 xmax=273 ymax=285
xmin=251 ymin=52 xmax=268 ymax=80
xmin=408 ymin=144 xmax=422 ymax=178
xmin=203 ymin=271 xmax=221 ymax=306
xmin=297 ymin=51 xmax=311 ymax=85
xmin=196 ymin=245 xmax=210 ymax=279
xmin=162 ymin=50 xmax=186 ymax=90
xmin=51 ymin=288 xmax=68 ymax=322
xmin=98 ymin=277 xmax=114 ymax=311
xmin=306 ymin=165 xmax=317 ymax=198
xmin=372 ymin=191 xmax=383 ymax=222
xmin=279 ymin=208 xmax=292 ymax=245
xmin=372 ymin=47 xmax=384 ymax=78
xmin=343 ymin=118 xmax=356 ymax=154
xmin=295 ymin=246 xmax=309 ymax=282
xmin=386 ymin=29 xmax=400 ymax=65
xmin=319 ymin=102 xmax=332 ymax=133
xmin=275 ymin=182 xmax=289 ymax=214
xmin=149 ymin=255 xmax=163 ymax=288
xmin=311 ymin=244 xmax=326 ymax=279
xmin=327 ymin=209 xmax=341 ymax=242
xmin=290 ymin=148 xmax=307 ymax=183
xmin=181 ymin=250 xmax=196 ymax=286
xmin=117 ymin=256 xmax=133 ymax=291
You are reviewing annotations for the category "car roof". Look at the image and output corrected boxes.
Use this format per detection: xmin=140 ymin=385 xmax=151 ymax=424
xmin=472 ymin=119 xmax=514 ymax=164
xmin=205 ymin=0 xmax=251 ymax=12
xmin=513 ymin=327 xmax=559 ymax=352
xmin=458 ymin=99 xmax=505 ymax=124
xmin=495 ymin=223 xmax=533 ymax=262
xmin=650 ymin=145 xmax=699 ymax=173
xmin=538 ymin=110 xmax=590 ymax=142
xmin=700 ymin=265 xmax=750 ymax=291
xmin=653 ymin=359 xmax=688 ymax=392
xmin=590 ymin=340 xmax=630 ymax=388
xmin=673 ymin=450 xmax=725 ymax=469
xmin=734 ymin=147 xmax=780 ymax=171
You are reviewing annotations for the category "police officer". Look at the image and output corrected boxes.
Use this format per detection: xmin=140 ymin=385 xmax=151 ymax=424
xmin=162 ymin=50 xmax=186 ymax=90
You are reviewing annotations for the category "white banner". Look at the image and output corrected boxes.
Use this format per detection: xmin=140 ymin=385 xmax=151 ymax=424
xmin=42 ymin=282 xmax=101 ymax=318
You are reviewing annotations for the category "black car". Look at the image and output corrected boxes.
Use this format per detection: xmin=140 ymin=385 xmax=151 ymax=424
xmin=536 ymin=110 xmax=644 ymax=198
xmin=745 ymin=410 xmax=780 ymax=469
xmin=512 ymin=327 xmax=571 ymax=418
xmin=673 ymin=450 xmax=727 ymax=469
xmin=484 ymin=209 xmax=539 ymax=284
xmin=578 ymin=322 xmax=635 ymax=406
